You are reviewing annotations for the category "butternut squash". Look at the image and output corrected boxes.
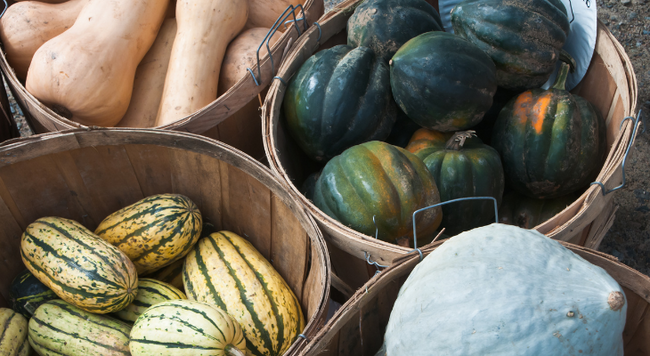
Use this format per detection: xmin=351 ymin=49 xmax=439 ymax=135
xmin=0 ymin=0 xmax=88 ymax=81
xmin=25 ymin=0 xmax=169 ymax=127
xmin=202 ymin=27 xmax=280 ymax=159
xmin=117 ymin=18 xmax=177 ymax=128
xmin=246 ymin=0 xmax=306 ymax=29
xmin=155 ymin=0 xmax=248 ymax=126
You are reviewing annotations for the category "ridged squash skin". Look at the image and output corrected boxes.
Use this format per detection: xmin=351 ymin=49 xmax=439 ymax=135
xmin=390 ymin=31 xmax=497 ymax=132
xmin=20 ymin=217 xmax=138 ymax=314
xmin=312 ymin=141 xmax=443 ymax=246
xmin=498 ymin=191 xmax=577 ymax=229
xmin=129 ymin=299 xmax=247 ymax=356
xmin=347 ymin=0 xmax=443 ymax=63
xmin=283 ymin=45 xmax=397 ymax=162
xmin=381 ymin=223 xmax=627 ymax=355
xmin=491 ymin=62 xmax=606 ymax=199
xmin=95 ymin=193 xmax=203 ymax=275
xmin=183 ymin=231 xmax=305 ymax=356
xmin=0 ymin=308 xmax=31 ymax=356
xmin=112 ymin=278 xmax=186 ymax=323
xmin=451 ymin=0 xmax=570 ymax=91
xmin=25 ymin=0 xmax=169 ymax=127
xmin=9 ymin=270 xmax=58 ymax=318
xmin=28 ymin=300 xmax=131 ymax=356
xmin=406 ymin=130 xmax=505 ymax=236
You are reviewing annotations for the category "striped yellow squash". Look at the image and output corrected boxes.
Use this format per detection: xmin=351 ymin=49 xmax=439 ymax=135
xmin=0 ymin=308 xmax=31 ymax=356
xmin=130 ymin=299 xmax=247 ymax=356
xmin=28 ymin=299 xmax=131 ymax=356
xmin=20 ymin=217 xmax=138 ymax=314
xmin=95 ymin=193 xmax=203 ymax=275
xmin=141 ymin=259 xmax=184 ymax=289
xmin=183 ymin=231 xmax=306 ymax=356
xmin=112 ymin=278 xmax=186 ymax=323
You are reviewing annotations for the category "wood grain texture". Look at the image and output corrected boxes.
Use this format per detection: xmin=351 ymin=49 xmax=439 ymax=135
xmin=0 ymin=129 xmax=329 ymax=356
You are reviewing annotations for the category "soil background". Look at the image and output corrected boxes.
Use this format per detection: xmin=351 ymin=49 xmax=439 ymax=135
xmin=2 ymin=0 xmax=649 ymax=275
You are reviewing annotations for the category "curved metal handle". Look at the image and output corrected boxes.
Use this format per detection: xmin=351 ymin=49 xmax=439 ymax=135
xmin=591 ymin=110 xmax=645 ymax=196
xmin=0 ymin=0 xmax=7 ymax=19
xmin=247 ymin=5 xmax=308 ymax=86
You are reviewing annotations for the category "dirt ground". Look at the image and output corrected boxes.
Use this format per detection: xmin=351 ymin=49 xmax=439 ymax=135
xmin=594 ymin=0 xmax=650 ymax=276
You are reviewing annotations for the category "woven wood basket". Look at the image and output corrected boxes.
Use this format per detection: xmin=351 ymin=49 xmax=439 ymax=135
xmin=0 ymin=0 xmax=324 ymax=160
xmin=0 ymin=128 xmax=331 ymax=355
xmin=261 ymin=0 xmax=640 ymax=286
xmin=299 ymin=240 xmax=650 ymax=356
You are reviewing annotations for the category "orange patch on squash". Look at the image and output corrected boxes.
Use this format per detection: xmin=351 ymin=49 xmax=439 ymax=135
xmin=531 ymin=94 xmax=552 ymax=134
xmin=513 ymin=92 xmax=533 ymax=126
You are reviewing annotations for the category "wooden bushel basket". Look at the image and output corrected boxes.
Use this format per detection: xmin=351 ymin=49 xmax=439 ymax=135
xmin=0 ymin=73 xmax=19 ymax=142
xmin=298 ymin=241 xmax=650 ymax=355
xmin=262 ymin=0 xmax=640 ymax=287
xmin=0 ymin=128 xmax=331 ymax=355
xmin=0 ymin=0 xmax=324 ymax=161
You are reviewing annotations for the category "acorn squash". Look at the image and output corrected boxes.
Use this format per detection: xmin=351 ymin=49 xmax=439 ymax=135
xmin=451 ymin=0 xmax=571 ymax=91
xmin=406 ymin=130 xmax=504 ymax=235
xmin=498 ymin=190 xmax=577 ymax=229
xmin=283 ymin=45 xmax=397 ymax=162
xmin=312 ymin=140 xmax=442 ymax=246
xmin=347 ymin=0 xmax=443 ymax=63
xmin=381 ymin=223 xmax=626 ymax=355
xmin=390 ymin=31 xmax=497 ymax=132
xmin=491 ymin=60 xmax=606 ymax=199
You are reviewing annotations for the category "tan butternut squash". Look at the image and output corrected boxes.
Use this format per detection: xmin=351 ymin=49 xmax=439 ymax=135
xmin=11 ymin=0 xmax=67 ymax=3
xmin=245 ymin=0 xmax=306 ymax=29
xmin=202 ymin=27 xmax=280 ymax=159
xmin=25 ymin=0 xmax=169 ymax=127
xmin=117 ymin=18 xmax=177 ymax=128
xmin=155 ymin=0 xmax=248 ymax=126
xmin=0 ymin=0 xmax=88 ymax=81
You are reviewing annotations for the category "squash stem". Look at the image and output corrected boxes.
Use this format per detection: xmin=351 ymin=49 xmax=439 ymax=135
xmin=551 ymin=62 xmax=571 ymax=91
xmin=225 ymin=345 xmax=247 ymax=356
xmin=445 ymin=130 xmax=476 ymax=150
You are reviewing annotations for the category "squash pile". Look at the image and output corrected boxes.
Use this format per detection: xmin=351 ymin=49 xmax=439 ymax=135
xmin=282 ymin=0 xmax=606 ymax=242
xmin=3 ymin=193 xmax=305 ymax=356
xmin=0 ymin=0 xmax=299 ymax=127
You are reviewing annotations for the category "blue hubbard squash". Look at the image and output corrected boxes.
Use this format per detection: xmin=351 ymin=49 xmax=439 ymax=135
xmin=347 ymin=0 xmax=444 ymax=63
xmin=491 ymin=59 xmax=606 ymax=199
xmin=283 ymin=45 xmax=397 ymax=163
xmin=390 ymin=31 xmax=497 ymax=132
xmin=451 ymin=0 xmax=571 ymax=91
xmin=312 ymin=141 xmax=442 ymax=246
xmin=380 ymin=223 xmax=627 ymax=355
xmin=406 ymin=130 xmax=504 ymax=236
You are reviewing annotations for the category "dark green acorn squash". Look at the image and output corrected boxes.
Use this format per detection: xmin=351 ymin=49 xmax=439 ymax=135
xmin=491 ymin=60 xmax=607 ymax=199
xmin=406 ymin=130 xmax=504 ymax=235
xmin=390 ymin=31 xmax=497 ymax=132
xmin=312 ymin=141 xmax=442 ymax=246
xmin=283 ymin=45 xmax=397 ymax=162
xmin=451 ymin=0 xmax=570 ymax=91
xmin=385 ymin=109 xmax=422 ymax=148
xmin=498 ymin=190 xmax=578 ymax=229
xmin=347 ymin=0 xmax=444 ymax=63
xmin=9 ymin=269 xmax=58 ymax=318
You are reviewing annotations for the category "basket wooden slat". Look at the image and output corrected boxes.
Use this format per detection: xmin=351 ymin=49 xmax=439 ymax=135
xmin=0 ymin=128 xmax=331 ymax=354
xmin=299 ymin=241 xmax=650 ymax=356
xmin=0 ymin=0 xmax=324 ymax=158
xmin=262 ymin=0 xmax=639 ymax=282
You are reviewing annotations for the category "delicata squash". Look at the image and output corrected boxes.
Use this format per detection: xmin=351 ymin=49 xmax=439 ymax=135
xmin=25 ymin=0 xmax=169 ymax=127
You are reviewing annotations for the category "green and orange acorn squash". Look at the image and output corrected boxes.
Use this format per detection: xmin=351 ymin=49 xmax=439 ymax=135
xmin=492 ymin=58 xmax=606 ymax=199
xmin=407 ymin=129 xmax=504 ymax=235
xmin=451 ymin=0 xmax=571 ymax=91
xmin=498 ymin=190 xmax=578 ymax=229
xmin=283 ymin=45 xmax=397 ymax=163
xmin=347 ymin=0 xmax=444 ymax=63
xmin=313 ymin=140 xmax=442 ymax=246
xmin=390 ymin=31 xmax=497 ymax=132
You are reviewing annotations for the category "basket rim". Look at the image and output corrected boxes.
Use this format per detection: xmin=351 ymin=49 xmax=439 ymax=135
xmin=261 ymin=0 xmax=639 ymax=266
xmin=0 ymin=127 xmax=332 ymax=353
